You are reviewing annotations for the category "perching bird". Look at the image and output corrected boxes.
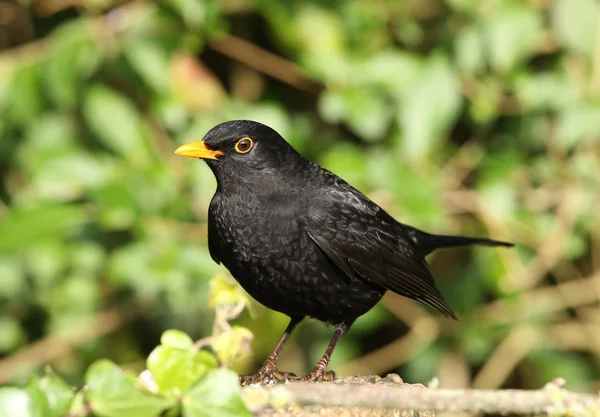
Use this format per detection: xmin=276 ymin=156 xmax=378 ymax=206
xmin=175 ymin=120 xmax=512 ymax=385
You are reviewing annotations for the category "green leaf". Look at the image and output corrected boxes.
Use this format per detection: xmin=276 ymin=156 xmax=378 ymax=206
xmin=356 ymin=51 xmax=422 ymax=95
xmin=86 ymin=360 xmax=174 ymax=417
xmin=468 ymin=77 xmax=502 ymax=124
xmin=297 ymin=4 xmax=346 ymax=57
xmin=556 ymin=103 xmax=600 ymax=149
xmin=25 ymin=369 xmax=76 ymax=417
xmin=7 ymin=65 xmax=44 ymax=127
xmin=528 ymin=350 xmax=596 ymax=389
xmin=367 ymin=151 xmax=446 ymax=228
xmin=212 ymin=326 xmax=253 ymax=367
xmin=0 ymin=257 xmax=24 ymax=299
xmin=0 ymin=205 xmax=87 ymax=253
xmin=163 ymin=0 xmax=209 ymax=28
xmin=0 ymin=388 xmax=34 ymax=417
xmin=319 ymin=143 xmax=369 ymax=192
xmin=82 ymin=85 xmax=149 ymax=165
xmin=124 ymin=40 xmax=170 ymax=93
xmin=0 ymin=316 xmax=25 ymax=352
xmin=553 ymin=0 xmax=599 ymax=57
xmin=454 ymin=26 xmax=485 ymax=74
xmin=486 ymin=5 xmax=542 ymax=73
xmin=208 ymin=274 xmax=253 ymax=312
xmin=160 ymin=329 xmax=195 ymax=349
xmin=30 ymin=369 xmax=75 ymax=417
xmin=182 ymin=369 xmax=251 ymax=417
xmin=318 ymin=88 xmax=392 ymax=141
xmin=398 ymin=54 xmax=461 ymax=159
xmin=514 ymin=72 xmax=577 ymax=112
xmin=23 ymin=383 xmax=49 ymax=417
xmin=147 ymin=333 xmax=218 ymax=398
xmin=44 ymin=21 xmax=100 ymax=107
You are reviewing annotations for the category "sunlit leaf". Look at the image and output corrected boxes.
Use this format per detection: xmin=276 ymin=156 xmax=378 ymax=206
xmin=0 ymin=316 xmax=25 ymax=352
xmin=163 ymin=0 xmax=209 ymax=28
xmin=147 ymin=331 xmax=217 ymax=398
xmin=514 ymin=72 xmax=578 ymax=111
xmin=398 ymin=54 xmax=461 ymax=159
xmin=82 ymin=85 xmax=150 ymax=166
xmin=0 ymin=388 xmax=34 ymax=417
xmin=44 ymin=21 xmax=100 ymax=107
xmin=124 ymin=39 xmax=170 ymax=93
xmin=0 ymin=257 xmax=24 ymax=299
xmin=367 ymin=151 xmax=446 ymax=228
xmin=26 ymin=369 xmax=75 ymax=417
xmin=208 ymin=275 xmax=248 ymax=308
xmin=486 ymin=4 xmax=542 ymax=73
xmin=212 ymin=326 xmax=253 ymax=367
xmin=454 ymin=26 xmax=485 ymax=74
xmin=7 ymin=65 xmax=44 ymax=126
xmin=181 ymin=369 xmax=251 ymax=417
xmin=160 ymin=329 xmax=195 ymax=349
xmin=319 ymin=143 xmax=369 ymax=192
xmin=553 ymin=0 xmax=599 ymax=57
xmin=86 ymin=360 xmax=174 ymax=417
xmin=319 ymin=88 xmax=392 ymax=141
xmin=556 ymin=103 xmax=600 ymax=149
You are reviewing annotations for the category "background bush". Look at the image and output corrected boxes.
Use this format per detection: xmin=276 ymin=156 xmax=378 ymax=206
xmin=0 ymin=0 xmax=599 ymax=400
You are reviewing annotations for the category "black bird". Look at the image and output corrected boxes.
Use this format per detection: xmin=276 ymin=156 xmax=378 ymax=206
xmin=175 ymin=120 xmax=512 ymax=384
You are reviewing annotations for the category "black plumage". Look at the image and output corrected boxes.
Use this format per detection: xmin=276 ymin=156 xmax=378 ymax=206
xmin=175 ymin=120 xmax=513 ymax=384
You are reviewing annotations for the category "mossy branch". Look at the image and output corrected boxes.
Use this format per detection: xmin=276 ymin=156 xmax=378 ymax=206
xmin=242 ymin=375 xmax=600 ymax=416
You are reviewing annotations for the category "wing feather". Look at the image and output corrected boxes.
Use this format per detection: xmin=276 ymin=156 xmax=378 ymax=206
xmin=306 ymin=192 xmax=456 ymax=319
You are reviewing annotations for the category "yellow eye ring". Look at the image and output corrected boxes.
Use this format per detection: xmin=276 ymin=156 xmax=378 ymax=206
xmin=235 ymin=137 xmax=253 ymax=154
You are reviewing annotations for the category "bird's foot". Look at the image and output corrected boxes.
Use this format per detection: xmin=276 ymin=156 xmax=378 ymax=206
xmin=239 ymin=366 xmax=297 ymax=386
xmin=287 ymin=367 xmax=336 ymax=383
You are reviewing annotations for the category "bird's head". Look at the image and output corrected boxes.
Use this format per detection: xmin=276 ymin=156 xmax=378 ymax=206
xmin=175 ymin=120 xmax=304 ymax=190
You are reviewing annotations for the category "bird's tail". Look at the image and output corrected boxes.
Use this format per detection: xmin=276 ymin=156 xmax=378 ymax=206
xmin=412 ymin=230 xmax=513 ymax=255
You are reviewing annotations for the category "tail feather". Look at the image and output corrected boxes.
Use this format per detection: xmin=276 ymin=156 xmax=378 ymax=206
xmin=412 ymin=231 xmax=513 ymax=255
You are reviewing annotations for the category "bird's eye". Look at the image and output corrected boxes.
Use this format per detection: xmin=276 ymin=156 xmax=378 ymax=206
xmin=235 ymin=138 xmax=253 ymax=154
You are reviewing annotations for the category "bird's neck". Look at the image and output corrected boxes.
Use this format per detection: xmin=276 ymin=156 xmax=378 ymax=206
xmin=213 ymin=157 xmax=310 ymax=197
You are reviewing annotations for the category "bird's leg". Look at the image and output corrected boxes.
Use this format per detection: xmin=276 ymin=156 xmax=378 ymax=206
xmin=294 ymin=324 xmax=347 ymax=382
xmin=239 ymin=316 xmax=302 ymax=385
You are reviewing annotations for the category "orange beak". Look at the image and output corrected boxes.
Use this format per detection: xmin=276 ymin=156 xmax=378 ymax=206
xmin=174 ymin=140 xmax=223 ymax=160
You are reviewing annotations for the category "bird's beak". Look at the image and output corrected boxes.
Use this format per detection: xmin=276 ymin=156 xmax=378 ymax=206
xmin=174 ymin=140 xmax=224 ymax=160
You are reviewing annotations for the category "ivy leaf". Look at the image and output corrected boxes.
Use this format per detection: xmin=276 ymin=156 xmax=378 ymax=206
xmin=86 ymin=360 xmax=174 ymax=417
xmin=0 ymin=388 xmax=34 ymax=417
xmin=181 ymin=369 xmax=251 ymax=417
xmin=212 ymin=326 xmax=253 ymax=367
xmin=147 ymin=331 xmax=218 ymax=398
xmin=26 ymin=368 xmax=75 ymax=417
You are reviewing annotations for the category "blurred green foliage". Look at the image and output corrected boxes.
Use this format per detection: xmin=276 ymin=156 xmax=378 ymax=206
xmin=0 ymin=0 xmax=599 ymax=409
xmin=0 ymin=329 xmax=249 ymax=417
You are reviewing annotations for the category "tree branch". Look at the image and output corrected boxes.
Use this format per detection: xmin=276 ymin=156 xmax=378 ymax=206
xmin=242 ymin=375 xmax=600 ymax=416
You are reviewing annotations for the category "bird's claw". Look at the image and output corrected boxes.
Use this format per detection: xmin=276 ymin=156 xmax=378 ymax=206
xmin=239 ymin=369 xmax=297 ymax=386
xmin=285 ymin=369 xmax=336 ymax=383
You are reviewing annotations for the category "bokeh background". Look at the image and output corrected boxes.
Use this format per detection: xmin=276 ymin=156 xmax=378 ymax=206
xmin=1 ymin=0 xmax=599 ymax=395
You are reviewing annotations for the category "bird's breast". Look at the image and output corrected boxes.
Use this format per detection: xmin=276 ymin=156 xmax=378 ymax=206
xmin=207 ymin=190 xmax=384 ymax=324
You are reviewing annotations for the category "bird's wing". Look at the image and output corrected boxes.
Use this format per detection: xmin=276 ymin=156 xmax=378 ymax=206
xmin=305 ymin=189 xmax=456 ymax=318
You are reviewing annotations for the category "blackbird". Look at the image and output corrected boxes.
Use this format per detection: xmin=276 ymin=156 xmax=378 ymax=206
xmin=175 ymin=120 xmax=512 ymax=385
